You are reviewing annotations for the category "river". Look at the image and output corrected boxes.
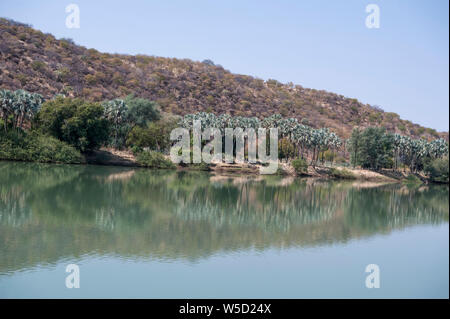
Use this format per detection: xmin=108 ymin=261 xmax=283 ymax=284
xmin=0 ymin=161 xmax=448 ymax=298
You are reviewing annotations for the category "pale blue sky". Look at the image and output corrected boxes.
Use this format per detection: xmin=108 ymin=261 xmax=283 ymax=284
xmin=1 ymin=0 xmax=448 ymax=131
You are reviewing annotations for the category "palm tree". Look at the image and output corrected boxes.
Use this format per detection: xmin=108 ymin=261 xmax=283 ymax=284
xmin=180 ymin=112 xmax=448 ymax=173
xmin=102 ymin=99 xmax=129 ymax=148
xmin=0 ymin=89 xmax=15 ymax=132
xmin=428 ymin=138 xmax=449 ymax=159
xmin=0 ymin=89 xmax=43 ymax=132
xmin=16 ymin=91 xmax=43 ymax=129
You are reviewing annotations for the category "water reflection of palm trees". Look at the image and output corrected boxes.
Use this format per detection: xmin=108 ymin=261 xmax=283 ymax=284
xmin=173 ymin=178 xmax=342 ymax=231
xmin=0 ymin=162 xmax=448 ymax=274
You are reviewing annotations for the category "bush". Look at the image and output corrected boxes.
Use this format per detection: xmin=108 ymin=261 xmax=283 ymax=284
xmin=126 ymin=118 xmax=177 ymax=152
xmin=36 ymin=96 xmax=109 ymax=151
xmin=424 ymin=157 xmax=449 ymax=183
xmin=323 ymin=150 xmax=335 ymax=163
xmin=275 ymin=167 xmax=289 ymax=175
xmin=127 ymin=126 xmax=152 ymax=149
xmin=102 ymin=96 xmax=161 ymax=149
xmin=335 ymin=156 xmax=347 ymax=164
xmin=31 ymin=60 xmax=46 ymax=72
xmin=329 ymin=168 xmax=356 ymax=179
xmin=278 ymin=138 xmax=296 ymax=160
xmin=136 ymin=150 xmax=175 ymax=169
xmin=124 ymin=95 xmax=160 ymax=127
xmin=403 ymin=174 xmax=422 ymax=185
xmin=130 ymin=145 xmax=143 ymax=156
xmin=292 ymin=158 xmax=308 ymax=175
xmin=0 ymin=130 xmax=83 ymax=164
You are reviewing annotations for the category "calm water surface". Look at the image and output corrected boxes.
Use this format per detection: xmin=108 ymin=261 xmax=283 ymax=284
xmin=0 ymin=161 xmax=448 ymax=298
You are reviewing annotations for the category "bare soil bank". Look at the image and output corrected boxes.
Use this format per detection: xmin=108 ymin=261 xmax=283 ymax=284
xmin=84 ymin=148 xmax=411 ymax=183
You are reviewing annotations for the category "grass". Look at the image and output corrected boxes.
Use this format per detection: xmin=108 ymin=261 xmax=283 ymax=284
xmin=291 ymin=158 xmax=308 ymax=175
xmin=136 ymin=150 xmax=175 ymax=169
xmin=402 ymin=174 xmax=423 ymax=185
xmin=329 ymin=167 xmax=357 ymax=179
xmin=275 ymin=166 xmax=289 ymax=175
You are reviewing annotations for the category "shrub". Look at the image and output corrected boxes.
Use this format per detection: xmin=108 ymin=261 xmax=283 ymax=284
xmin=36 ymin=97 xmax=109 ymax=151
xmin=292 ymin=158 xmax=308 ymax=175
xmin=403 ymin=174 xmax=422 ymax=185
xmin=136 ymin=150 xmax=175 ymax=169
xmin=278 ymin=138 xmax=296 ymax=160
xmin=424 ymin=157 xmax=449 ymax=183
xmin=28 ymin=134 xmax=83 ymax=163
xmin=329 ymin=168 xmax=356 ymax=179
xmin=124 ymin=95 xmax=160 ymax=127
xmin=275 ymin=167 xmax=289 ymax=175
xmin=335 ymin=156 xmax=347 ymax=164
xmin=323 ymin=150 xmax=335 ymax=163
xmin=130 ymin=145 xmax=143 ymax=156
xmin=31 ymin=60 xmax=46 ymax=72
xmin=126 ymin=118 xmax=177 ymax=152
xmin=127 ymin=126 xmax=151 ymax=149
xmin=0 ymin=130 xmax=83 ymax=164
xmin=102 ymin=96 xmax=162 ymax=149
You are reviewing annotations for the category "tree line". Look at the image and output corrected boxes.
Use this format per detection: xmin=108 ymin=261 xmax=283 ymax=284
xmin=1 ymin=88 xmax=448 ymax=181
xmin=178 ymin=112 xmax=342 ymax=167
xmin=348 ymin=127 xmax=448 ymax=181
xmin=178 ymin=112 xmax=448 ymax=174
xmin=0 ymin=88 xmax=169 ymax=165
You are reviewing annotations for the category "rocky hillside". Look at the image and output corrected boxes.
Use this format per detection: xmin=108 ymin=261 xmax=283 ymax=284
xmin=0 ymin=18 xmax=447 ymax=140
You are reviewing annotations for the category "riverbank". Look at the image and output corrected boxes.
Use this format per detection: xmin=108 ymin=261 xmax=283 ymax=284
xmin=2 ymin=146 xmax=444 ymax=184
xmin=81 ymin=148 xmax=434 ymax=184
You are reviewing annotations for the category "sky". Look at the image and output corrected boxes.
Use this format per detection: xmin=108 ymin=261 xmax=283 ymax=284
xmin=1 ymin=0 xmax=448 ymax=131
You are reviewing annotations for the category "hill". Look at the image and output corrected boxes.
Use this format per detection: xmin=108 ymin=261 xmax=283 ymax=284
xmin=0 ymin=18 xmax=447 ymax=140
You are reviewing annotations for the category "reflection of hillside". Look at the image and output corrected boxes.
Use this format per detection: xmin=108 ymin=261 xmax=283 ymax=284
xmin=0 ymin=162 xmax=448 ymax=274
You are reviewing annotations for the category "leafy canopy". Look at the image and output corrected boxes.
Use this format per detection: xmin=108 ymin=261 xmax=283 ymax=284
xmin=36 ymin=97 xmax=109 ymax=151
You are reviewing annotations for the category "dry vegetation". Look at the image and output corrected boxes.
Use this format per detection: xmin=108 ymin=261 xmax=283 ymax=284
xmin=0 ymin=18 xmax=447 ymax=141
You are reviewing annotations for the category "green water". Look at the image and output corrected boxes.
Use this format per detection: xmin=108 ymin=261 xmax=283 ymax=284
xmin=0 ymin=161 xmax=448 ymax=298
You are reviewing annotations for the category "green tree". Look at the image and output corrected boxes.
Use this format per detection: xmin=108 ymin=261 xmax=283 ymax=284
xmin=292 ymin=157 xmax=308 ymax=175
xmin=323 ymin=149 xmax=336 ymax=165
xmin=126 ymin=117 xmax=178 ymax=152
xmin=424 ymin=157 xmax=449 ymax=183
xmin=0 ymin=89 xmax=43 ymax=131
xmin=278 ymin=138 xmax=296 ymax=161
xmin=348 ymin=127 xmax=361 ymax=168
xmin=101 ymin=96 xmax=161 ymax=149
xmin=0 ymin=89 xmax=15 ymax=132
xmin=36 ymin=97 xmax=109 ymax=151
xmin=102 ymin=99 xmax=129 ymax=148
xmin=124 ymin=95 xmax=160 ymax=128
xmin=352 ymin=127 xmax=394 ymax=171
